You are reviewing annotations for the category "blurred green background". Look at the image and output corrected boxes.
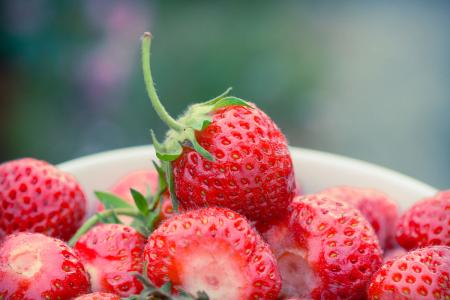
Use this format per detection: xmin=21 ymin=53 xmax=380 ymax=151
xmin=1 ymin=0 xmax=449 ymax=188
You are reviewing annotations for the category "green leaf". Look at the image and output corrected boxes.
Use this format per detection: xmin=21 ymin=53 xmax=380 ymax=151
xmin=152 ymin=160 xmax=167 ymax=192
xmin=165 ymin=162 xmax=179 ymax=213
xmin=129 ymin=217 xmax=150 ymax=236
xmin=145 ymin=211 xmax=160 ymax=232
xmin=196 ymin=291 xmax=210 ymax=300
xmin=191 ymin=137 xmax=214 ymax=162
xmin=152 ymin=129 xmax=183 ymax=162
xmin=211 ymin=96 xmax=252 ymax=111
xmin=190 ymin=116 xmax=212 ymax=131
xmin=95 ymin=209 xmax=123 ymax=225
xmin=156 ymin=152 xmax=182 ymax=161
xmin=131 ymin=188 xmax=149 ymax=216
xmin=96 ymin=212 xmax=109 ymax=224
xmin=109 ymin=209 xmax=123 ymax=224
xmin=160 ymin=282 xmax=172 ymax=294
xmin=204 ymin=87 xmax=233 ymax=104
xmin=200 ymin=119 xmax=212 ymax=130
xmin=95 ymin=191 xmax=134 ymax=209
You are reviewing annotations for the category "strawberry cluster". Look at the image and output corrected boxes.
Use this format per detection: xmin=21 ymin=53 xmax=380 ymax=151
xmin=0 ymin=33 xmax=449 ymax=300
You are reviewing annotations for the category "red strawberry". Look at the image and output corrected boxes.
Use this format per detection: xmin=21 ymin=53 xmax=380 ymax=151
xmin=172 ymin=104 xmax=295 ymax=225
xmin=143 ymin=207 xmax=282 ymax=300
xmin=0 ymin=158 xmax=87 ymax=240
xmin=263 ymin=194 xmax=383 ymax=299
xmin=396 ymin=190 xmax=450 ymax=250
xmin=103 ymin=170 xmax=173 ymax=224
xmin=141 ymin=33 xmax=296 ymax=226
xmin=0 ymin=232 xmax=90 ymax=299
xmin=368 ymin=245 xmax=450 ymax=299
xmin=321 ymin=186 xmax=399 ymax=249
xmin=74 ymin=224 xmax=146 ymax=297
xmin=75 ymin=293 xmax=120 ymax=300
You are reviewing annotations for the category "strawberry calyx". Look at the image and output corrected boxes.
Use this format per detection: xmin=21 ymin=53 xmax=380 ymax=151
xmin=68 ymin=161 xmax=168 ymax=247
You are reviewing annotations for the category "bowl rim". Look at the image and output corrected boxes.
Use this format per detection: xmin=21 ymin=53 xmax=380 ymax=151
xmin=59 ymin=145 xmax=437 ymax=196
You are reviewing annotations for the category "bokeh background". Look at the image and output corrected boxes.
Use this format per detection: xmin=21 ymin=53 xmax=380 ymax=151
xmin=1 ymin=1 xmax=449 ymax=188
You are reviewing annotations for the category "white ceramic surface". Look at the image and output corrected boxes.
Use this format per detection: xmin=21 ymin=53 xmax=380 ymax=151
xmin=58 ymin=146 xmax=437 ymax=217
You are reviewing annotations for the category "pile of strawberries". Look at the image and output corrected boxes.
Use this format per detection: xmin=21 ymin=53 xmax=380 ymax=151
xmin=0 ymin=33 xmax=449 ymax=300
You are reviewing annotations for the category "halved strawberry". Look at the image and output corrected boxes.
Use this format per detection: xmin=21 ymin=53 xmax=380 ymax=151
xmin=368 ymin=245 xmax=450 ymax=299
xmin=74 ymin=224 xmax=146 ymax=297
xmin=263 ymin=194 xmax=383 ymax=299
xmin=320 ymin=186 xmax=398 ymax=249
xmin=396 ymin=190 xmax=450 ymax=250
xmin=0 ymin=232 xmax=90 ymax=299
xmin=143 ymin=207 xmax=281 ymax=300
xmin=75 ymin=292 xmax=120 ymax=300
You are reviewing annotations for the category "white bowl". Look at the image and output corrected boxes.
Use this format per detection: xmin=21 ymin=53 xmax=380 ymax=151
xmin=58 ymin=145 xmax=437 ymax=217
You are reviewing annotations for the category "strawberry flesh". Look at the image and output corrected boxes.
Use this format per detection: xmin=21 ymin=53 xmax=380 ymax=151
xmin=75 ymin=292 xmax=121 ymax=300
xmin=0 ymin=232 xmax=90 ymax=299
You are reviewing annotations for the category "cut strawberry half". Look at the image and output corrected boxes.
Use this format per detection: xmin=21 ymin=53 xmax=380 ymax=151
xmin=144 ymin=207 xmax=281 ymax=300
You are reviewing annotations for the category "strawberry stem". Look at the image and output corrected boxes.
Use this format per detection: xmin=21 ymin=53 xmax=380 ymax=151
xmin=68 ymin=208 xmax=141 ymax=247
xmin=141 ymin=32 xmax=185 ymax=132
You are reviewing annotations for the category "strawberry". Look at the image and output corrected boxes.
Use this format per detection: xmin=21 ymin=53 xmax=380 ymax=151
xmin=263 ymin=194 xmax=383 ymax=299
xmin=143 ymin=207 xmax=282 ymax=300
xmin=396 ymin=190 xmax=450 ymax=250
xmin=0 ymin=232 xmax=90 ymax=299
xmin=75 ymin=293 xmax=120 ymax=300
xmin=368 ymin=245 xmax=450 ymax=299
xmin=320 ymin=186 xmax=399 ymax=249
xmin=0 ymin=158 xmax=87 ymax=240
xmin=140 ymin=33 xmax=296 ymax=226
xmin=74 ymin=223 xmax=146 ymax=297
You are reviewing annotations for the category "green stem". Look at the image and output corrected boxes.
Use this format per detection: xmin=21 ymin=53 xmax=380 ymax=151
xmin=68 ymin=208 xmax=141 ymax=247
xmin=141 ymin=32 xmax=185 ymax=132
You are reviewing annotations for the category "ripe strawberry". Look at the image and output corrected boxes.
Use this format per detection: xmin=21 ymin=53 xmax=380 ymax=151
xmin=0 ymin=158 xmax=87 ymax=240
xmin=321 ymin=186 xmax=398 ymax=249
xmin=143 ymin=207 xmax=282 ymax=300
xmin=75 ymin=293 xmax=120 ymax=300
xmin=74 ymin=224 xmax=146 ymax=297
xmin=396 ymin=190 xmax=450 ymax=250
xmin=368 ymin=245 xmax=450 ymax=299
xmin=0 ymin=232 xmax=90 ymax=299
xmin=141 ymin=33 xmax=296 ymax=225
xmin=263 ymin=194 xmax=383 ymax=299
